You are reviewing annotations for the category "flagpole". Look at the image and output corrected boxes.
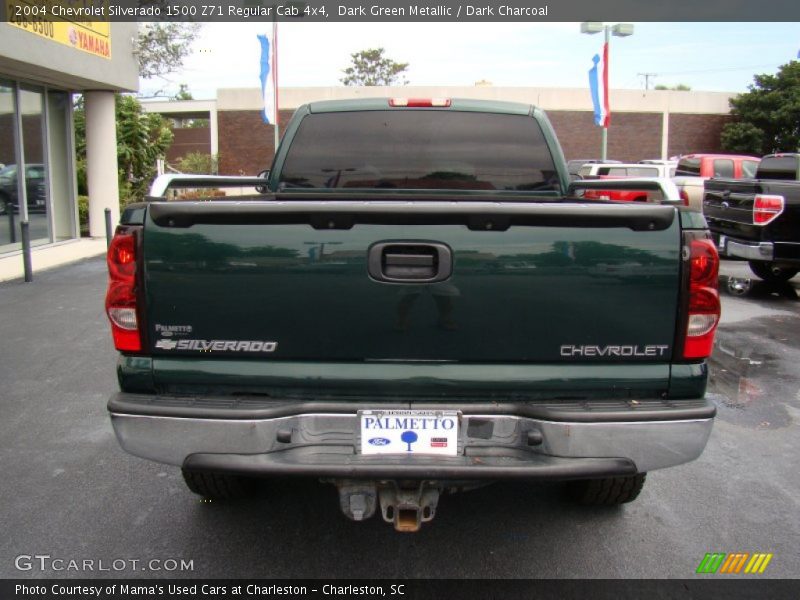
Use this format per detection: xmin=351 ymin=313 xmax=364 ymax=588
xmin=601 ymin=25 xmax=609 ymax=161
xmin=273 ymin=19 xmax=279 ymax=154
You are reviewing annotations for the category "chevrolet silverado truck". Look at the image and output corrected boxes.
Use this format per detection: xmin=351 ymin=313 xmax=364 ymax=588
xmin=106 ymin=98 xmax=720 ymax=532
xmin=704 ymin=153 xmax=800 ymax=283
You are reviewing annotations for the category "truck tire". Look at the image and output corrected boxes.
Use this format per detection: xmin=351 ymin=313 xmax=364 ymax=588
xmin=748 ymin=261 xmax=799 ymax=283
xmin=567 ymin=473 xmax=646 ymax=506
xmin=181 ymin=468 xmax=257 ymax=501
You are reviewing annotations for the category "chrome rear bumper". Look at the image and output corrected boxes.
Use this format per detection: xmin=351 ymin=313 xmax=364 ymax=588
xmin=110 ymin=406 xmax=714 ymax=477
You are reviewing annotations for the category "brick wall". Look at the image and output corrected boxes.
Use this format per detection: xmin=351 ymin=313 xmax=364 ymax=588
xmin=167 ymin=127 xmax=211 ymax=164
xmin=217 ymin=109 xmax=294 ymax=175
xmin=547 ymin=110 xmax=663 ymax=162
xmin=668 ymin=114 xmax=731 ymax=158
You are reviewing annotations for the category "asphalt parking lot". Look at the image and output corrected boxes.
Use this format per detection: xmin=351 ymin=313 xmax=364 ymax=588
xmin=0 ymin=256 xmax=798 ymax=579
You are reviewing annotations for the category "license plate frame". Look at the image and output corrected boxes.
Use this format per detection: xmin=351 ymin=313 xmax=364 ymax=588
xmin=358 ymin=409 xmax=460 ymax=457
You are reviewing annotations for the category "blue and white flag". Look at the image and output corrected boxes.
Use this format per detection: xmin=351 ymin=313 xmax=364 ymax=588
xmin=588 ymin=43 xmax=609 ymax=128
xmin=258 ymin=29 xmax=277 ymax=124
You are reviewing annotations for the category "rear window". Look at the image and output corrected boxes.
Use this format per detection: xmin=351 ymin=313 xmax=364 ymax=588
xmin=600 ymin=167 xmax=659 ymax=177
xmin=757 ymin=156 xmax=798 ymax=180
xmin=675 ymin=158 xmax=701 ymax=176
xmin=278 ymin=111 xmax=559 ymax=191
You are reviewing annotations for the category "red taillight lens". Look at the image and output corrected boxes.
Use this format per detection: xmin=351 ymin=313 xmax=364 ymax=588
xmin=388 ymin=98 xmax=451 ymax=107
xmin=690 ymin=238 xmax=719 ymax=285
xmin=679 ymin=190 xmax=689 ymax=207
xmin=105 ymin=230 xmax=141 ymax=352
xmin=753 ymin=194 xmax=784 ymax=225
xmin=683 ymin=238 xmax=720 ymax=359
xmin=753 ymin=194 xmax=783 ymax=225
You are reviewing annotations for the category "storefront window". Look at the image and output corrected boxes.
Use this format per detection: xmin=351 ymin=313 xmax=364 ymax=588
xmin=0 ymin=80 xmax=19 ymax=252
xmin=47 ymin=91 xmax=75 ymax=241
xmin=19 ymin=86 xmax=50 ymax=247
xmin=0 ymin=80 xmax=75 ymax=255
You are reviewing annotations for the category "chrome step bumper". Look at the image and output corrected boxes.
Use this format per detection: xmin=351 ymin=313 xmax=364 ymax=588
xmin=110 ymin=407 xmax=714 ymax=477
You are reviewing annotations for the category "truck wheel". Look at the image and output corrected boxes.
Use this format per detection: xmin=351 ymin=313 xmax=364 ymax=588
xmin=567 ymin=473 xmax=646 ymax=506
xmin=748 ymin=261 xmax=799 ymax=283
xmin=181 ymin=468 xmax=257 ymax=501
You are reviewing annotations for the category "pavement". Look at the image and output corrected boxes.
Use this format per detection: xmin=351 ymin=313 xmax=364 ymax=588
xmin=0 ymin=256 xmax=798 ymax=579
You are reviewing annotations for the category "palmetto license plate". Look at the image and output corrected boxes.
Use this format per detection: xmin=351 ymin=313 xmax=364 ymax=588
xmin=359 ymin=410 xmax=459 ymax=456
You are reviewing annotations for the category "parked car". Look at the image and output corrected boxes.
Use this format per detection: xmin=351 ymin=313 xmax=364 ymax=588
xmin=577 ymin=162 xmax=671 ymax=179
xmin=577 ymin=163 xmax=675 ymax=202
xmin=704 ymin=153 xmax=800 ymax=282
xmin=673 ymin=154 xmax=760 ymax=212
xmin=566 ymin=158 xmax=621 ymax=180
xmin=639 ymin=159 xmax=678 ymax=173
xmin=106 ymin=98 xmax=719 ymax=532
xmin=0 ymin=164 xmax=47 ymax=214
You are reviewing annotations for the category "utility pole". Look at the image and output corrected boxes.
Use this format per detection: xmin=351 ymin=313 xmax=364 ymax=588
xmin=638 ymin=72 xmax=658 ymax=90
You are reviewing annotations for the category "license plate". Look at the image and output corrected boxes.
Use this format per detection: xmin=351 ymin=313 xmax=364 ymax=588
xmin=359 ymin=410 xmax=459 ymax=456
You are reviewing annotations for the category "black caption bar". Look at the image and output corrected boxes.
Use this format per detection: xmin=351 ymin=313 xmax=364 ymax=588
xmin=3 ymin=0 xmax=800 ymax=22
xmin=3 ymin=579 xmax=800 ymax=600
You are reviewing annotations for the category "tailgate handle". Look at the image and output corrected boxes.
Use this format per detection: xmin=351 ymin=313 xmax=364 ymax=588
xmin=368 ymin=242 xmax=452 ymax=283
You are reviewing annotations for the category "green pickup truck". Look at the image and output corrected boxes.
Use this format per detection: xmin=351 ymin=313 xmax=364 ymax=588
xmin=106 ymin=98 xmax=720 ymax=532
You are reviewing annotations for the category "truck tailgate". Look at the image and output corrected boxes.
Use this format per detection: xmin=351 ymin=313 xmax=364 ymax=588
xmin=142 ymin=200 xmax=680 ymax=365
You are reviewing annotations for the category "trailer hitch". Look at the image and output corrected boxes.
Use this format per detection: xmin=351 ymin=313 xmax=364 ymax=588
xmin=379 ymin=482 xmax=441 ymax=532
xmin=333 ymin=480 xmax=441 ymax=532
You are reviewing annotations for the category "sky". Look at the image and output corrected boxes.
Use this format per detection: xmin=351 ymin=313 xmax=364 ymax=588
xmin=139 ymin=22 xmax=800 ymax=100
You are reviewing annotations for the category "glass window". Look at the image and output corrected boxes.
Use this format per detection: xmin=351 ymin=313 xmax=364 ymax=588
xmin=675 ymin=158 xmax=701 ymax=176
xmin=742 ymin=160 xmax=759 ymax=178
xmin=279 ymin=111 xmax=560 ymax=192
xmin=757 ymin=156 xmax=798 ymax=180
xmin=0 ymin=80 xmax=19 ymax=253
xmin=47 ymin=91 xmax=75 ymax=241
xmin=713 ymin=159 xmax=734 ymax=178
xmin=603 ymin=167 xmax=658 ymax=177
xmin=19 ymin=87 xmax=50 ymax=247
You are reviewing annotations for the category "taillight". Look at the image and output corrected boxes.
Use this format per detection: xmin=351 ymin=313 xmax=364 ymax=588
xmin=388 ymin=98 xmax=451 ymax=107
xmin=683 ymin=237 xmax=720 ymax=359
xmin=753 ymin=194 xmax=784 ymax=225
xmin=679 ymin=190 xmax=689 ymax=207
xmin=105 ymin=229 xmax=141 ymax=352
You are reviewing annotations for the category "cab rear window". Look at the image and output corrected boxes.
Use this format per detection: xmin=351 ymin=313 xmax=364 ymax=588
xmin=278 ymin=111 xmax=560 ymax=192
xmin=675 ymin=158 xmax=701 ymax=176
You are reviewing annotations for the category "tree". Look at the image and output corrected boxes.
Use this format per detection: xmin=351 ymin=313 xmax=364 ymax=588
xmin=654 ymin=83 xmax=691 ymax=91
xmin=74 ymin=95 xmax=173 ymax=203
xmin=136 ymin=23 xmax=201 ymax=80
xmin=721 ymin=62 xmax=800 ymax=156
xmin=340 ymin=48 xmax=409 ymax=86
xmin=173 ymin=84 xmax=193 ymax=101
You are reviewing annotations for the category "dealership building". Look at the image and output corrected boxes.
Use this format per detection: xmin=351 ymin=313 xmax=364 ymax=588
xmin=0 ymin=18 xmax=137 ymax=279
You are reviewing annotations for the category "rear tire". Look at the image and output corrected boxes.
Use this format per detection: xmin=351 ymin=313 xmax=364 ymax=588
xmin=181 ymin=468 xmax=257 ymax=501
xmin=567 ymin=473 xmax=646 ymax=506
xmin=748 ymin=261 xmax=799 ymax=283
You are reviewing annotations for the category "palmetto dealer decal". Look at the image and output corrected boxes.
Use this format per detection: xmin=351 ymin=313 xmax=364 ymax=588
xmin=154 ymin=339 xmax=278 ymax=352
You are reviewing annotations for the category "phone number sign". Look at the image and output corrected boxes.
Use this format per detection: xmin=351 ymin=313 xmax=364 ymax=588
xmin=7 ymin=0 xmax=111 ymax=59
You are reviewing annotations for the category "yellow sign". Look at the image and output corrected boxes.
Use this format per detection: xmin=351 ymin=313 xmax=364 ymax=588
xmin=6 ymin=0 xmax=111 ymax=59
